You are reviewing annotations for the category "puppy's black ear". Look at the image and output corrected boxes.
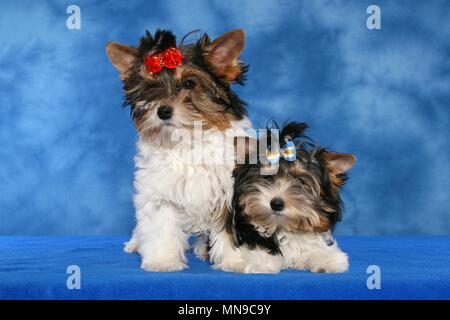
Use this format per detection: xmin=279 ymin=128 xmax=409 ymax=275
xmin=106 ymin=42 xmax=139 ymax=78
xmin=280 ymin=122 xmax=308 ymax=142
xmin=203 ymin=29 xmax=246 ymax=83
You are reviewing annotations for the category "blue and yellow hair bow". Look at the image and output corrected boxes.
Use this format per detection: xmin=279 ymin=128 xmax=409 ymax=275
xmin=266 ymin=140 xmax=297 ymax=165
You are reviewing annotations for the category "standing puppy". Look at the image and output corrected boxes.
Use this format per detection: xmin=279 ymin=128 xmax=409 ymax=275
xmin=106 ymin=29 xmax=251 ymax=271
xmin=214 ymin=122 xmax=356 ymax=273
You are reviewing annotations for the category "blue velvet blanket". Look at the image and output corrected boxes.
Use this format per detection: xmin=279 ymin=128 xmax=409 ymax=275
xmin=0 ymin=236 xmax=449 ymax=300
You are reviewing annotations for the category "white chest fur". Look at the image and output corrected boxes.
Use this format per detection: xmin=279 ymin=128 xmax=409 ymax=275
xmin=133 ymin=119 xmax=251 ymax=234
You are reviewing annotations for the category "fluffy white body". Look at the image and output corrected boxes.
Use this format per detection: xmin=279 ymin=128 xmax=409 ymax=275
xmin=124 ymin=118 xmax=252 ymax=271
xmin=211 ymin=231 xmax=349 ymax=274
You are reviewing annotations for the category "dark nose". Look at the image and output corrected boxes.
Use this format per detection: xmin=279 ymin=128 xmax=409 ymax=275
xmin=157 ymin=105 xmax=173 ymax=120
xmin=270 ymin=197 xmax=285 ymax=212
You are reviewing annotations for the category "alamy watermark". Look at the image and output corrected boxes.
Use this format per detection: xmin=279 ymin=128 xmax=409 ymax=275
xmin=367 ymin=5 xmax=381 ymax=30
xmin=66 ymin=265 xmax=81 ymax=290
xmin=66 ymin=5 xmax=81 ymax=30
xmin=158 ymin=121 xmax=285 ymax=175
xmin=366 ymin=265 xmax=381 ymax=289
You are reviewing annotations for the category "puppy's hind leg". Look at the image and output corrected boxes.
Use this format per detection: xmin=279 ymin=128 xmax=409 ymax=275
xmin=305 ymin=248 xmax=349 ymax=273
xmin=285 ymin=233 xmax=349 ymax=273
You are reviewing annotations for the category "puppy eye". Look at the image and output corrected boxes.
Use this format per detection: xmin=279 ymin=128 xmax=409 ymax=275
xmin=181 ymin=79 xmax=196 ymax=90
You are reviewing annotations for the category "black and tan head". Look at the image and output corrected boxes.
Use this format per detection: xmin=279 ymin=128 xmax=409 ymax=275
xmin=228 ymin=122 xmax=356 ymax=254
xmin=105 ymin=29 xmax=248 ymax=144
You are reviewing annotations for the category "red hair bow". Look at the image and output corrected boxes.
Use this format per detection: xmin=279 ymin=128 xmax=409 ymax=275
xmin=144 ymin=47 xmax=183 ymax=74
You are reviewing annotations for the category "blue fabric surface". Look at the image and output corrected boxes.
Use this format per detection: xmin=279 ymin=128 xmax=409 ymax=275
xmin=0 ymin=236 xmax=449 ymax=300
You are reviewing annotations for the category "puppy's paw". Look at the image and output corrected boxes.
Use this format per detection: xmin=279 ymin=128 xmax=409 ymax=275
xmin=123 ymin=239 xmax=138 ymax=253
xmin=308 ymin=251 xmax=349 ymax=273
xmin=213 ymin=261 xmax=242 ymax=273
xmin=140 ymin=260 xmax=188 ymax=272
xmin=193 ymin=238 xmax=209 ymax=261
xmin=243 ymin=264 xmax=281 ymax=274
xmin=194 ymin=244 xmax=209 ymax=261
xmin=214 ymin=261 xmax=280 ymax=274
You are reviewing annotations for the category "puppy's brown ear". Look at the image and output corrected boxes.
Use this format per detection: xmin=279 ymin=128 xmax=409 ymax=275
xmin=106 ymin=42 xmax=139 ymax=78
xmin=204 ymin=29 xmax=245 ymax=82
xmin=323 ymin=152 xmax=356 ymax=175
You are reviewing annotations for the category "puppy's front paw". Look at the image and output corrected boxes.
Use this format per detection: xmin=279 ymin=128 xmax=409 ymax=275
xmin=140 ymin=260 xmax=187 ymax=272
xmin=214 ymin=261 xmax=280 ymax=274
xmin=308 ymin=251 xmax=349 ymax=273
xmin=243 ymin=264 xmax=281 ymax=274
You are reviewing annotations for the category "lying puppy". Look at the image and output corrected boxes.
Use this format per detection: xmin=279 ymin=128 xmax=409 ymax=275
xmin=213 ymin=122 xmax=356 ymax=273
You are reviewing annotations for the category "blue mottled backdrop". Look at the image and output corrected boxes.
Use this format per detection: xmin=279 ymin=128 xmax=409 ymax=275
xmin=0 ymin=0 xmax=449 ymax=236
